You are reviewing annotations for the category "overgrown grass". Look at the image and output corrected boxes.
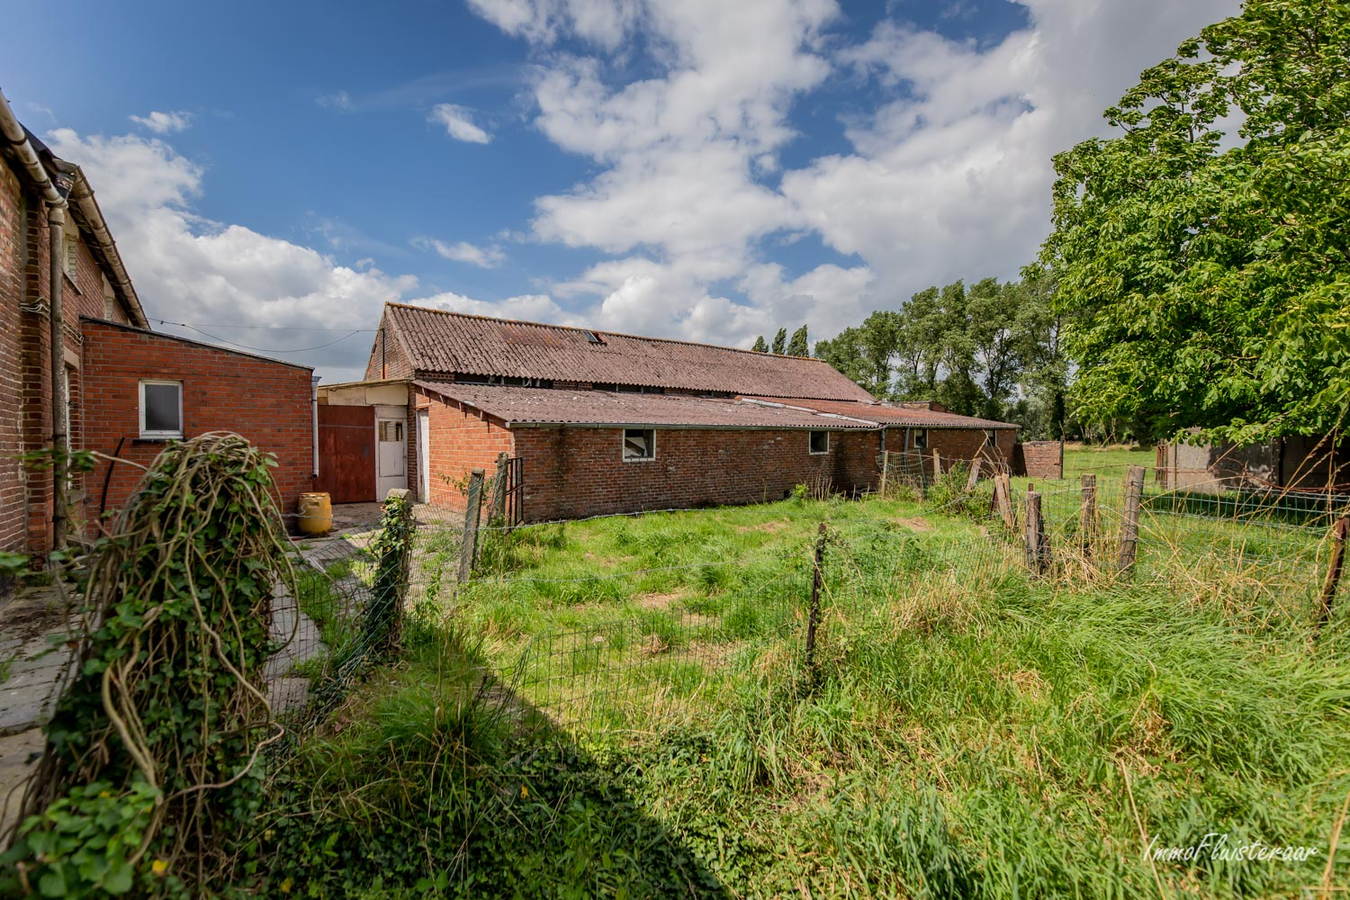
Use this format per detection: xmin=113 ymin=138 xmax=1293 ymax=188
xmin=245 ymin=478 xmax=1350 ymax=897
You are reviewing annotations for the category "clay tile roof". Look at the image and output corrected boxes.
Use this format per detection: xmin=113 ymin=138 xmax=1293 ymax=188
xmin=745 ymin=397 xmax=1020 ymax=430
xmin=415 ymin=382 xmax=881 ymax=429
xmin=385 ymin=303 xmax=875 ymax=402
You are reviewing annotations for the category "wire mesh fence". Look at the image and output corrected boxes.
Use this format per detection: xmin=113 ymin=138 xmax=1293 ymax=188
xmin=271 ymin=455 xmax=1348 ymax=746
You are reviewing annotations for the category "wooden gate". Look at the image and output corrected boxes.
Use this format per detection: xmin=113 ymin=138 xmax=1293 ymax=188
xmin=316 ymin=405 xmax=376 ymax=503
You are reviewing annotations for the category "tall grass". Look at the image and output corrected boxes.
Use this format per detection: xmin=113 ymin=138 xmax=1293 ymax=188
xmin=243 ymin=461 xmax=1350 ymax=897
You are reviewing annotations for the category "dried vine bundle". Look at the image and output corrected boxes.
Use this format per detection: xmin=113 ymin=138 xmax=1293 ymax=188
xmin=1 ymin=433 xmax=297 ymax=896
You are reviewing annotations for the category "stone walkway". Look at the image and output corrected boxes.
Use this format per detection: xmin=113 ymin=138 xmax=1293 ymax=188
xmin=0 ymin=578 xmax=326 ymax=843
xmin=0 ymin=585 xmax=79 ymax=838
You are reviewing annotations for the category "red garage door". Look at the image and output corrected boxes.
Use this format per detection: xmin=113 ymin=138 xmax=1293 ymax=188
xmin=316 ymin=406 xmax=375 ymax=503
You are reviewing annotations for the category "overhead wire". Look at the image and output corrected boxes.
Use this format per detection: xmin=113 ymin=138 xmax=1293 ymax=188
xmin=150 ymin=318 xmax=373 ymax=354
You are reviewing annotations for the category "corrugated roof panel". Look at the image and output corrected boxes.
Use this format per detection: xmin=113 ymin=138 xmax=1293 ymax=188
xmin=416 ymin=382 xmax=881 ymax=429
xmin=387 ymin=304 xmax=876 ymax=401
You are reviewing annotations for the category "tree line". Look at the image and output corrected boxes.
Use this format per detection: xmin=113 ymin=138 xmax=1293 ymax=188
xmin=760 ymin=0 xmax=1348 ymax=448
xmin=758 ymin=277 xmax=1071 ymax=440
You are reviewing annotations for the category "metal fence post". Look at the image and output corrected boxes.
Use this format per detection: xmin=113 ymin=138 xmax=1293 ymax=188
xmin=806 ymin=523 xmax=826 ymax=676
xmin=460 ymin=468 xmax=485 ymax=582
xmin=1316 ymin=516 xmax=1349 ymax=631
xmin=1118 ymin=465 xmax=1145 ymax=576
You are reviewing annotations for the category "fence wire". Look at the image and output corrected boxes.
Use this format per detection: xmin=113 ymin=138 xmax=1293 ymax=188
xmin=271 ymin=459 xmax=1347 ymax=745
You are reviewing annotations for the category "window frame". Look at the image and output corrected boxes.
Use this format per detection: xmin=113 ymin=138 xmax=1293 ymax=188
xmin=138 ymin=379 xmax=183 ymax=439
xmin=984 ymin=428 xmax=998 ymax=447
xmin=911 ymin=428 xmax=928 ymax=450
xmin=622 ymin=427 xmax=656 ymax=462
xmin=808 ymin=430 xmax=829 ymax=455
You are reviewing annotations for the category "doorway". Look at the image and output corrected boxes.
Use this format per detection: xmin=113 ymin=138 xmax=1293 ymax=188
xmin=375 ymin=405 xmax=407 ymax=499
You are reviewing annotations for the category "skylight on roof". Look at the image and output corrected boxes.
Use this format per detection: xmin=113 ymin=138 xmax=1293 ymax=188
xmin=584 ymin=330 xmax=605 ymax=344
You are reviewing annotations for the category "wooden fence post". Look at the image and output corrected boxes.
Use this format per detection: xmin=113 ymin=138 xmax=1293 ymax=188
xmin=1118 ymin=465 xmax=1145 ymax=576
xmin=1080 ymin=474 xmax=1097 ymax=557
xmin=880 ymin=450 xmax=890 ymax=497
xmin=995 ymin=473 xmax=1016 ymax=531
xmin=1025 ymin=491 xmax=1046 ymax=574
xmin=966 ymin=458 xmax=983 ymax=491
xmin=806 ymin=523 xmax=826 ymax=676
xmin=1316 ymin=516 xmax=1349 ymax=631
xmin=932 ymin=451 xmax=943 ymax=482
xmin=491 ymin=451 xmax=509 ymax=522
xmin=459 ymin=468 xmax=485 ymax=582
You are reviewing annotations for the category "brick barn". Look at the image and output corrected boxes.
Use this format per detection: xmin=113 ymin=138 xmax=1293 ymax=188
xmin=0 ymin=90 xmax=317 ymax=563
xmin=339 ymin=303 xmax=1018 ymax=521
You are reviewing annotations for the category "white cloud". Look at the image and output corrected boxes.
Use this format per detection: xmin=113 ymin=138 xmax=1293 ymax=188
xmin=466 ymin=0 xmax=1239 ymax=347
xmin=128 ymin=110 xmax=194 ymax=134
xmin=417 ymin=238 xmax=507 ymax=268
xmin=429 ymin=104 xmax=492 ymax=143
xmin=43 ymin=128 xmax=540 ymax=383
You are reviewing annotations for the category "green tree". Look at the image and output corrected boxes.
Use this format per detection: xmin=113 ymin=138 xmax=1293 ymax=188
xmin=1041 ymin=0 xmax=1350 ymax=443
xmin=751 ymin=335 xmax=768 ymax=353
xmin=786 ymin=324 xmax=809 ymax=357
xmin=770 ymin=328 xmax=788 ymax=355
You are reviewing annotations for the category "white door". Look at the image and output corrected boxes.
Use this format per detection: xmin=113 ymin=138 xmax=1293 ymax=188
xmin=375 ymin=411 xmax=407 ymax=499
xmin=417 ymin=409 xmax=430 ymax=501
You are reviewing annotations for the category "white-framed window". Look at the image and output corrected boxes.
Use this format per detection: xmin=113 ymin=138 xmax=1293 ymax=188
xmin=912 ymin=428 xmax=928 ymax=450
xmin=622 ymin=428 xmax=655 ymax=462
xmin=139 ymin=380 xmax=183 ymax=439
xmin=809 ymin=430 xmax=829 ymax=455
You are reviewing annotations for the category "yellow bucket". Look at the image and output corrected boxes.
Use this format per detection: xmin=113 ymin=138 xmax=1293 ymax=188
xmin=297 ymin=492 xmax=332 ymax=535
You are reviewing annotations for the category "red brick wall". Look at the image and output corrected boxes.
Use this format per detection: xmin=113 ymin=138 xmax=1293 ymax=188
xmin=364 ymin=319 xmax=413 ymax=381
xmin=1014 ymin=440 xmax=1064 ymax=479
xmin=1 ymin=159 xmax=140 ymax=557
xmin=882 ymin=426 xmax=1017 ymax=468
xmin=79 ymin=320 xmax=315 ymax=529
xmin=415 ymin=389 xmax=514 ymax=509
xmin=0 ymin=163 xmax=24 ymax=558
xmin=514 ymin=427 xmax=880 ymax=523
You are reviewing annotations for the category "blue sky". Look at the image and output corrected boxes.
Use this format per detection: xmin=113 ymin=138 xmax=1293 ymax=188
xmin=5 ymin=0 xmax=1237 ymax=382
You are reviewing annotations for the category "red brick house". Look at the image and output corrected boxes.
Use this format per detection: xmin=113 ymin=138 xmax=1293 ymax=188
xmin=1 ymin=90 xmax=317 ymax=561
xmin=339 ymin=303 xmax=1018 ymax=521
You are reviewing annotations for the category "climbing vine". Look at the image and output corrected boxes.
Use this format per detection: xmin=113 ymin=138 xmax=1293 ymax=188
xmin=0 ymin=433 xmax=297 ymax=897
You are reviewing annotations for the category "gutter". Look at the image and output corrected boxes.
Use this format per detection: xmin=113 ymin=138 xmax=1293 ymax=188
xmin=311 ymin=375 xmax=322 ymax=479
xmin=0 ymin=87 xmax=69 ymax=548
xmin=0 ymin=88 xmax=147 ymax=331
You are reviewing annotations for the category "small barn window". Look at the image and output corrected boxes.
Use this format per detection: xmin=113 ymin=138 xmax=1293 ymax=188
xmin=623 ymin=428 xmax=655 ymax=461
xmin=912 ymin=428 xmax=928 ymax=450
xmin=139 ymin=380 xmax=182 ymax=439
xmin=809 ymin=430 xmax=829 ymax=455
xmin=984 ymin=429 xmax=997 ymax=446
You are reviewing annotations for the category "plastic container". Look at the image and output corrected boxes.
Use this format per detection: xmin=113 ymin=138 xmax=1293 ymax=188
xmin=297 ymin=492 xmax=333 ymax=535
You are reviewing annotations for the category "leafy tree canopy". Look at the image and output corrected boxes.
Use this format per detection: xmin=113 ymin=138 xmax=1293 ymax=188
xmin=751 ymin=335 xmax=768 ymax=353
xmin=770 ymin=328 xmax=788 ymax=355
xmin=786 ymin=325 xmax=809 ymax=357
xmin=1040 ymin=0 xmax=1350 ymax=443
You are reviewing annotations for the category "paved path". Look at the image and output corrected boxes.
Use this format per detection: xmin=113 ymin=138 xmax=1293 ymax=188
xmin=0 ymin=578 xmax=327 ymax=843
xmin=0 ymin=585 xmax=78 ymax=838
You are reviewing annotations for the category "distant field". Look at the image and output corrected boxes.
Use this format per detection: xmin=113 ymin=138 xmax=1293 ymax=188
xmin=258 ymin=465 xmax=1350 ymax=898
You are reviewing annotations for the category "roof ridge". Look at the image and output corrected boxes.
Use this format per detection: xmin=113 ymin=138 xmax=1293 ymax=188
xmin=384 ymin=301 xmax=830 ymax=362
